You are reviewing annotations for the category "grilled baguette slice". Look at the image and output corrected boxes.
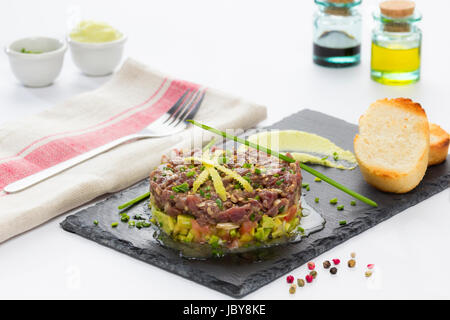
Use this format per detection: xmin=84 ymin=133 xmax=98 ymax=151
xmin=428 ymin=123 xmax=449 ymax=166
xmin=354 ymin=98 xmax=429 ymax=193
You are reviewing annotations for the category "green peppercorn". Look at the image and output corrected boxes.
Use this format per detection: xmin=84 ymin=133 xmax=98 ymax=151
xmin=297 ymin=278 xmax=305 ymax=287
xmin=365 ymin=270 xmax=373 ymax=278
xmin=309 ymin=270 xmax=318 ymax=279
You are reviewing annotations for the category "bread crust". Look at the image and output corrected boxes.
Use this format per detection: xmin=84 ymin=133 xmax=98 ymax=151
xmin=428 ymin=123 xmax=449 ymax=166
xmin=354 ymin=98 xmax=429 ymax=194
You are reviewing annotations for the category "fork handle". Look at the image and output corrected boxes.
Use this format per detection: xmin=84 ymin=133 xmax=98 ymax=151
xmin=3 ymin=134 xmax=141 ymax=194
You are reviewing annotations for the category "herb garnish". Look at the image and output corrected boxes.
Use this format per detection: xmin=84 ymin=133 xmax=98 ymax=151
xmin=172 ymin=182 xmax=190 ymax=193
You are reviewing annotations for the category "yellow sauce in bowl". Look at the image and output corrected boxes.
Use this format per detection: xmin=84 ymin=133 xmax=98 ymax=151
xmin=70 ymin=20 xmax=123 ymax=43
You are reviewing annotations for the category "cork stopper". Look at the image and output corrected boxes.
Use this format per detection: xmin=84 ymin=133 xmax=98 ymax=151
xmin=380 ymin=0 xmax=415 ymax=18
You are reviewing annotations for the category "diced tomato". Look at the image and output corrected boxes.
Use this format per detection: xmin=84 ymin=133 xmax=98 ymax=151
xmin=284 ymin=205 xmax=297 ymax=222
xmin=191 ymin=220 xmax=211 ymax=242
xmin=240 ymin=221 xmax=257 ymax=235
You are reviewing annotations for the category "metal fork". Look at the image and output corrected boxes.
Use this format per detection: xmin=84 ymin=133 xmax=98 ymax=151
xmin=4 ymin=89 xmax=205 ymax=193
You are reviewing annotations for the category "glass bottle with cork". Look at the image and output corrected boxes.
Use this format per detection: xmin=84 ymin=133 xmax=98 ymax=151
xmin=313 ymin=0 xmax=362 ymax=67
xmin=371 ymin=0 xmax=422 ymax=85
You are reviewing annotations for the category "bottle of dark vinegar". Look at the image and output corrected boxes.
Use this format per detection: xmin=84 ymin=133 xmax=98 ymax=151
xmin=313 ymin=0 xmax=362 ymax=68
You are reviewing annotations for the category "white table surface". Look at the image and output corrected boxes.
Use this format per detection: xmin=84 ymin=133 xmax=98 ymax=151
xmin=0 ymin=0 xmax=449 ymax=300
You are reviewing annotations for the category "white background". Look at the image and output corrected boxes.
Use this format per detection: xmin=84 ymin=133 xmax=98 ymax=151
xmin=0 ymin=0 xmax=449 ymax=299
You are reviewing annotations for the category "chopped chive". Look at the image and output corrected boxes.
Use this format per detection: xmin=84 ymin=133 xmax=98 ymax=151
xmin=337 ymin=205 xmax=344 ymax=211
xmin=128 ymin=220 xmax=136 ymax=227
xmin=111 ymin=222 xmax=119 ymax=228
xmin=302 ymin=183 xmax=309 ymax=188
xmin=278 ymin=205 xmax=285 ymax=213
xmin=321 ymin=156 xmax=329 ymax=161
xmin=314 ymin=177 xmax=321 ymax=182
xmin=254 ymin=168 xmax=262 ymax=175
xmin=339 ymin=220 xmax=347 ymax=225
xmin=206 ymin=193 xmax=211 ymax=199
xmin=276 ymin=179 xmax=284 ymax=186
xmin=118 ymin=192 xmax=150 ymax=210
xmin=215 ymin=198 xmax=223 ymax=210
xmin=329 ymin=198 xmax=338 ymax=204
xmin=273 ymin=173 xmax=280 ymax=177
xmin=297 ymin=226 xmax=305 ymax=233
xmin=93 ymin=220 xmax=98 ymax=225
xmin=314 ymin=197 xmax=319 ymax=203
xmin=186 ymin=170 xmax=195 ymax=178
xmin=187 ymin=120 xmax=378 ymax=207
xmin=120 ymin=213 xmax=130 ymax=222
xmin=170 ymin=195 xmax=175 ymax=200
xmin=172 ymin=182 xmax=189 ymax=193
xmin=199 ymin=189 xmax=205 ymax=197
xmin=243 ymin=163 xmax=252 ymax=169
xmin=306 ymin=185 xmax=310 ymax=191
xmin=249 ymin=213 xmax=256 ymax=221
xmin=350 ymin=200 xmax=356 ymax=206
xmin=255 ymin=195 xmax=261 ymax=201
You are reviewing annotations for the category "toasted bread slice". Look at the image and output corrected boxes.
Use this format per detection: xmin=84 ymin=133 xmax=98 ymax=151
xmin=428 ymin=123 xmax=449 ymax=166
xmin=354 ymin=98 xmax=429 ymax=193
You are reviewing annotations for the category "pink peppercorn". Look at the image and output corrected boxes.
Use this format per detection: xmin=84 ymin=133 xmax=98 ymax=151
xmin=286 ymin=275 xmax=294 ymax=284
xmin=332 ymin=259 xmax=340 ymax=265
xmin=307 ymin=262 xmax=316 ymax=270
xmin=305 ymin=274 xmax=313 ymax=283
xmin=367 ymin=264 xmax=375 ymax=269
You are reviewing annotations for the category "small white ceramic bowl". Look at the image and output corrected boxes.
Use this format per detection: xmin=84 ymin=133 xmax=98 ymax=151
xmin=5 ymin=37 xmax=67 ymax=87
xmin=68 ymin=35 xmax=127 ymax=76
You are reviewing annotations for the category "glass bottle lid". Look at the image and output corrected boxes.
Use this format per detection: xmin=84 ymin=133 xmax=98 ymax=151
xmin=314 ymin=0 xmax=362 ymax=8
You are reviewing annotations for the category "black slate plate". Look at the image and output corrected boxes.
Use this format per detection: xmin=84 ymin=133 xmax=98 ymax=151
xmin=61 ymin=109 xmax=449 ymax=298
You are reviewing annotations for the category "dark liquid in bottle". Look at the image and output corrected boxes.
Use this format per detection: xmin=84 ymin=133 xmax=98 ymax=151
xmin=313 ymin=31 xmax=361 ymax=68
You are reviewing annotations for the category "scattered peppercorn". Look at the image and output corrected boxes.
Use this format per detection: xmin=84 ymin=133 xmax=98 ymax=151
xmin=350 ymin=200 xmax=356 ymax=206
xmin=289 ymin=284 xmax=297 ymax=294
xmin=297 ymin=278 xmax=305 ymax=287
xmin=329 ymin=198 xmax=338 ymax=204
xmin=111 ymin=222 xmax=119 ymax=228
xmin=307 ymin=262 xmax=315 ymax=270
xmin=305 ymin=274 xmax=314 ymax=283
xmin=330 ymin=267 xmax=338 ymax=275
xmin=365 ymin=270 xmax=373 ymax=278
xmin=351 ymin=252 xmax=356 ymax=258
xmin=348 ymin=259 xmax=356 ymax=268
xmin=93 ymin=220 xmax=98 ymax=225
xmin=323 ymin=260 xmax=331 ymax=269
xmin=286 ymin=275 xmax=294 ymax=284
xmin=332 ymin=259 xmax=341 ymax=265
xmin=367 ymin=264 xmax=375 ymax=269
xmin=309 ymin=270 xmax=318 ymax=279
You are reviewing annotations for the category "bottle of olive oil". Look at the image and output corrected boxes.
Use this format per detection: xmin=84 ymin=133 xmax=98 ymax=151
xmin=371 ymin=0 xmax=422 ymax=85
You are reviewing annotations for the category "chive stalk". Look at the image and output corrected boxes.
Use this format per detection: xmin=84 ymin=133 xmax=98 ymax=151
xmin=202 ymin=137 xmax=217 ymax=152
xmin=187 ymin=120 xmax=378 ymax=207
xmin=118 ymin=192 xmax=150 ymax=210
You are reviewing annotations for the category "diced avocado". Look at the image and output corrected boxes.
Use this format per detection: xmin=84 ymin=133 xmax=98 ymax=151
xmin=174 ymin=214 xmax=193 ymax=235
xmin=208 ymin=235 xmax=220 ymax=248
xmin=240 ymin=233 xmax=253 ymax=242
xmin=153 ymin=209 xmax=175 ymax=235
xmin=254 ymin=227 xmax=271 ymax=241
xmin=261 ymin=215 xmax=275 ymax=229
xmin=288 ymin=218 xmax=300 ymax=232
xmin=185 ymin=231 xmax=194 ymax=243
xmin=271 ymin=223 xmax=285 ymax=238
